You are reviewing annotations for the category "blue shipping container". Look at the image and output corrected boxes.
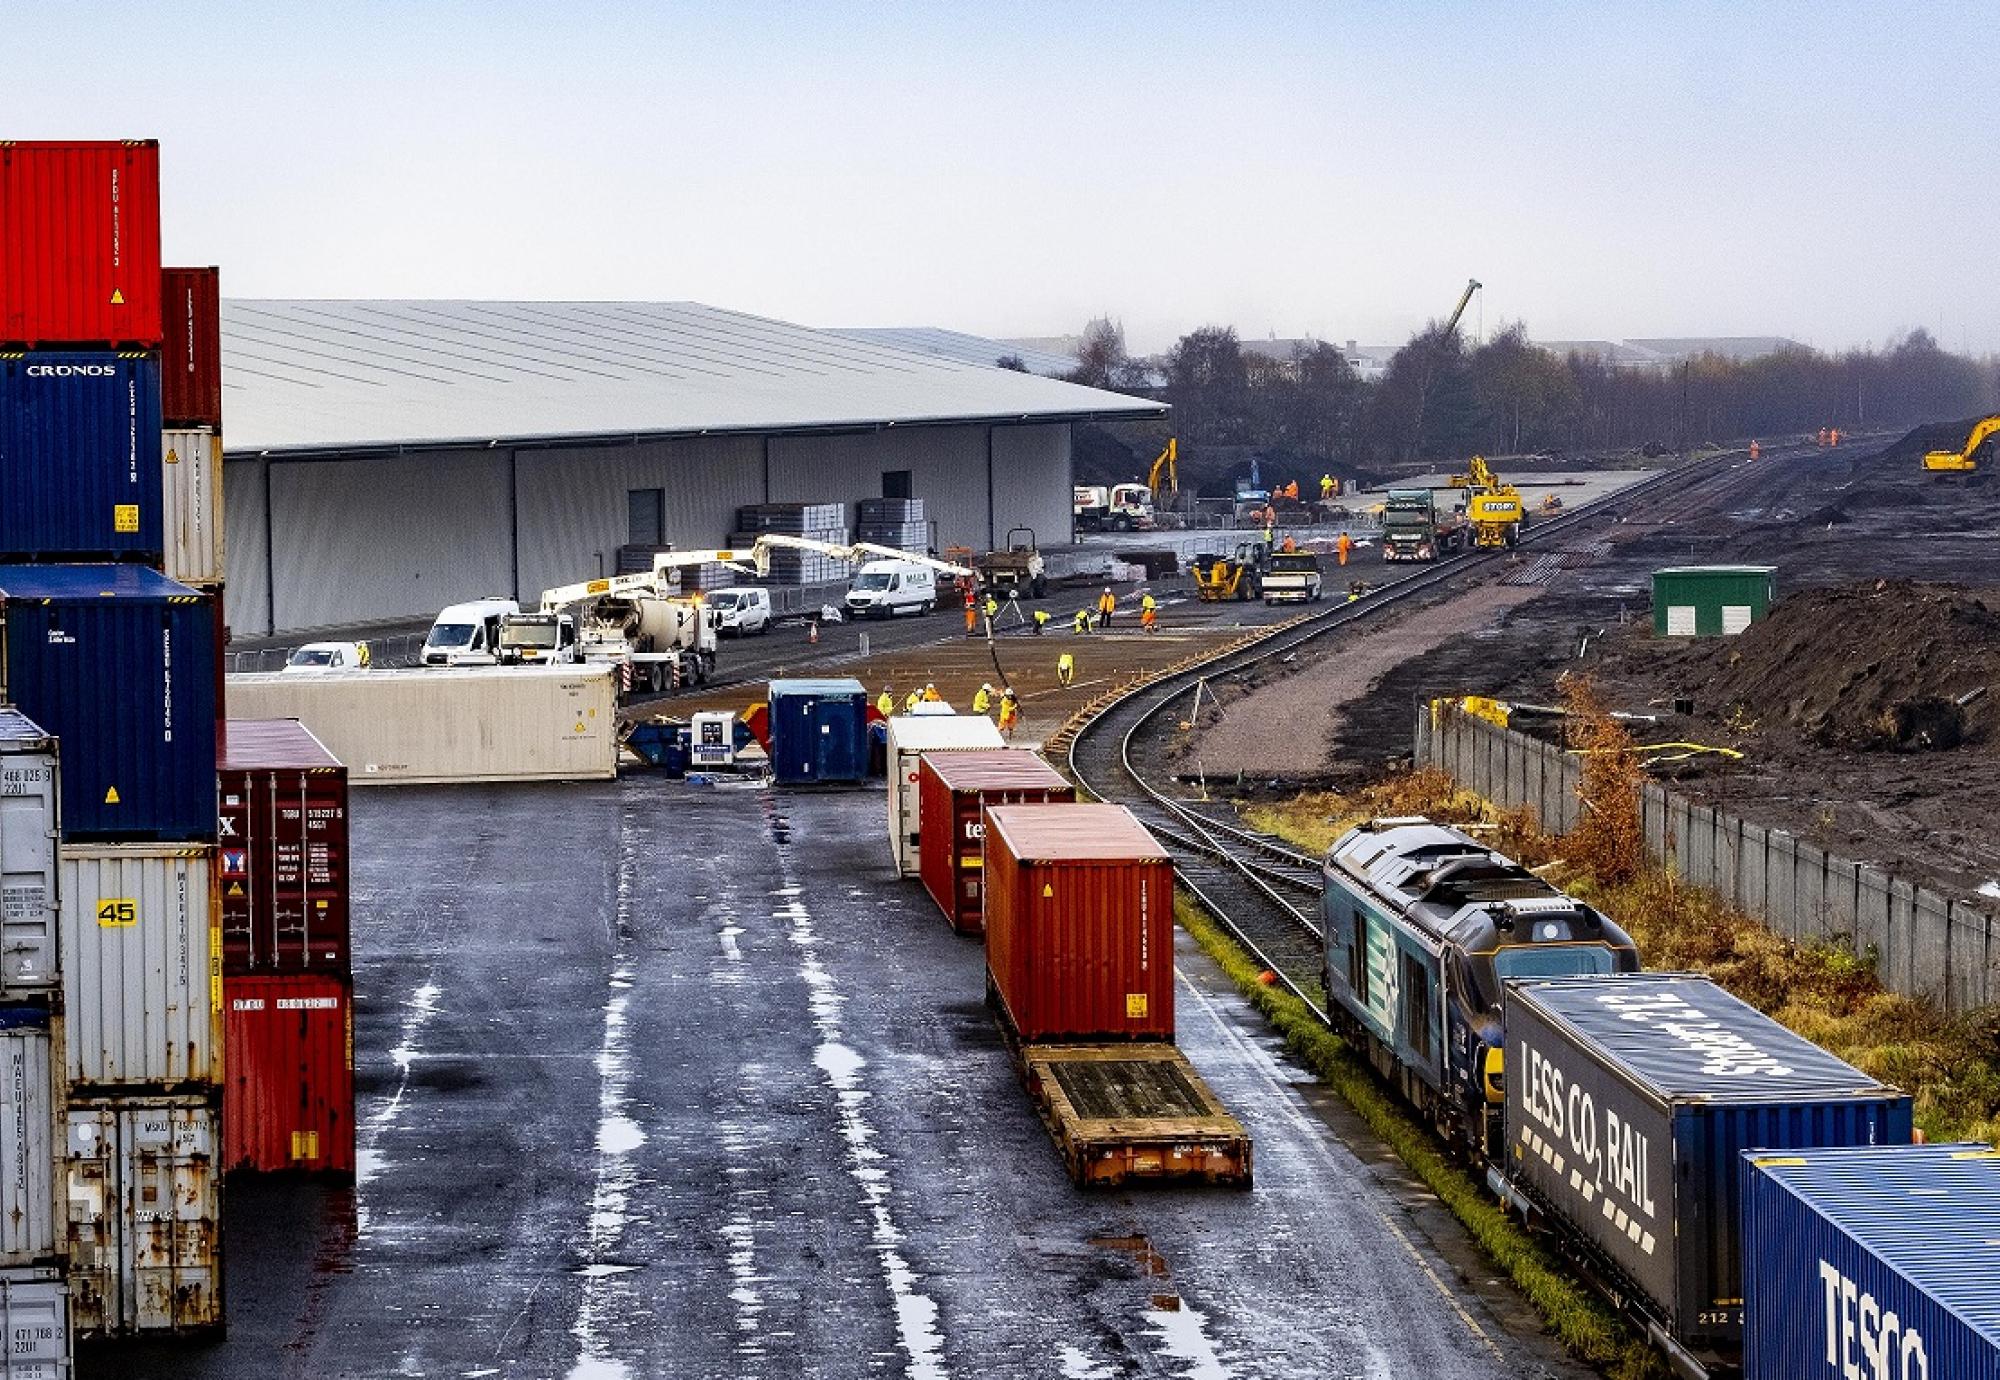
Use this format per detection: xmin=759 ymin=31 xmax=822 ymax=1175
xmin=1742 ymin=1143 xmax=2000 ymax=1380
xmin=767 ymin=678 xmax=869 ymax=786
xmin=0 ymin=351 xmax=163 ymax=560
xmin=0 ymin=565 xmax=215 ymax=840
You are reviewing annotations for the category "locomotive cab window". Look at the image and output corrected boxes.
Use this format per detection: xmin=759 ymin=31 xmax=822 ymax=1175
xmin=1491 ymin=945 xmax=1619 ymax=983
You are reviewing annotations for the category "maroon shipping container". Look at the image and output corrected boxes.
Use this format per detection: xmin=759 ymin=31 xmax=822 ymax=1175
xmin=983 ymin=803 xmax=1176 ymax=1043
xmin=217 ymin=718 xmax=349 ymax=974
xmin=0 ymin=141 xmax=162 ymax=347
xmin=160 ymin=266 xmax=221 ymax=428
xmin=223 ymin=971 xmax=355 ymax=1176
xmin=917 ymin=750 xmax=1074 ymax=935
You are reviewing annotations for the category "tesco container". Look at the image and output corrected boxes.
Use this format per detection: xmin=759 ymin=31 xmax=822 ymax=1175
xmin=0 ymin=566 xmax=216 ymax=841
xmin=1502 ymin=973 xmax=1910 ymax=1364
xmin=0 ymin=712 xmax=58 ymax=993
xmin=59 ymin=845 xmax=219 ymax=1093
xmin=1741 ymin=1143 xmax=2000 ymax=1380
xmin=0 ymin=1011 xmax=57 ymax=1268
xmin=0 ymin=353 xmax=163 ymax=562
xmin=767 ymin=678 xmax=869 ymax=786
xmin=982 ymin=803 xmax=1176 ymax=1043
xmin=160 ymin=427 xmax=222 ymax=586
xmin=917 ymin=750 xmax=1075 ymax=934
xmin=63 ymin=1095 xmax=221 ymax=1338
xmin=885 ymin=714 xmax=1003 ymax=876
xmin=0 ymin=141 xmax=162 ymax=349
xmin=222 ymin=972 xmax=354 ymax=1177
xmin=224 ymin=665 xmax=617 ymax=784
xmin=158 ymin=267 xmax=221 ymax=429
xmin=217 ymin=719 xmax=348 ymax=975
xmin=0 ymin=1267 xmax=70 ymax=1380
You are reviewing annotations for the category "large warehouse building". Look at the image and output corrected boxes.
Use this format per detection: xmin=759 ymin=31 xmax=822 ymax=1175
xmin=220 ymin=300 xmax=1163 ymax=637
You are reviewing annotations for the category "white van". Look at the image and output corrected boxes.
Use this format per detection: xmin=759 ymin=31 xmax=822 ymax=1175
xmin=845 ymin=560 xmax=937 ymax=619
xmin=282 ymin=641 xmax=372 ymax=673
xmin=706 ymin=588 xmax=773 ymax=636
xmin=422 ymin=598 xmax=520 ymax=666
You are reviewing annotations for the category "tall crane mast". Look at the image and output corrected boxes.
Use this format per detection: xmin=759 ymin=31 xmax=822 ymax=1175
xmin=1408 ymin=278 xmax=1483 ymax=460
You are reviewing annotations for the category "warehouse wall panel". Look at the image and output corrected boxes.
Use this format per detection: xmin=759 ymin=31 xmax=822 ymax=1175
xmin=991 ymin=424 xmax=1072 ymax=551
xmin=223 ymin=457 xmax=271 ymax=635
xmin=768 ymin=425 xmax=991 ymax=553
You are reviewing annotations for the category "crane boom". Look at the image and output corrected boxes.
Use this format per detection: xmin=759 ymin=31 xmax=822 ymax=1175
xmin=537 ymin=534 xmax=972 ymax=611
xmin=1443 ymin=278 xmax=1482 ymax=338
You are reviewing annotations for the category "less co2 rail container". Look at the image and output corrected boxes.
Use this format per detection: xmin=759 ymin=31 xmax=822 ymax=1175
xmin=982 ymin=804 xmax=1175 ymax=1043
xmin=217 ymin=718 xmax=348 ymax=975
xmin=884 ymin=714 xmax=1002 ymax=876
xmin=916 ymin=750 xmax=1074 ymax=934
xmin=0 ymin=352 xmax=164 ymax=562
xmin=0 ymin=566 xmax=216 ymax=841
xmin=0 ymin=141 xmax=162 ymax=349
xmin=1740 ymin=1143 xmax=2000 ymax=1380
xmin=158 ymin=267 xmax=221 ymax=429
xmin=1500 ymin=972 xmax=1910 ymax=1371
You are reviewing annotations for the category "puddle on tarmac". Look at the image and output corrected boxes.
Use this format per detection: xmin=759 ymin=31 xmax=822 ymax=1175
xmin=761 ymin=796 xmax=792 ymax=844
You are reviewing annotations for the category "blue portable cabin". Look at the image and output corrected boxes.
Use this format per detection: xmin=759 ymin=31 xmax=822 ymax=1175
xmin=767 ymin=678 xmax=870 ymax=786
xmin=0 ymin=352 xmax=164 ymax=561
xmin=0 ymin=564 xmax=216 ymax=840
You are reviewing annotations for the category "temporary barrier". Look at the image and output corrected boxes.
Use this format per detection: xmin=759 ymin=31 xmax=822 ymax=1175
xmin=217 ymin=718 xmax=348 ymax=974
xmin=222 ymin=972 xmax=354 ymax=1176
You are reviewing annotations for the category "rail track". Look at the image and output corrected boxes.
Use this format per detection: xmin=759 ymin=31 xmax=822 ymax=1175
xmin=1061 ymin=442 xmax=1818 ymax=1009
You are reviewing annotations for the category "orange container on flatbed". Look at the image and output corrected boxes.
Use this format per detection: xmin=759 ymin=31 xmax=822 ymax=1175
xmin=916 ymin=749 xmax=1075 ymax=935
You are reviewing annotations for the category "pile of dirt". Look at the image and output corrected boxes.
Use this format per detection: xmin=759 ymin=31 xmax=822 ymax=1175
xmin=1881 ymin=417 xmax=1996 ymax=465
xmin=1689 ymin=581 xmax=2000 ymax=751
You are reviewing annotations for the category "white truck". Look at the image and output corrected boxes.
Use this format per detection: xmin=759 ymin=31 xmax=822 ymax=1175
xmin=1073 ymin=485 xmax=1110 ymax=531
xmin=1105 ymin=482 xmax=1155 ymax=531
xmin=844 ymin=560 xmax=938 ymax=619
xmin=496 ymin=611 xmax=580 ymax=665
xmin=1261 ymin=550 xmax=1324 ymax=604
xmin=422 ymin=598 xmax=520 ymax=666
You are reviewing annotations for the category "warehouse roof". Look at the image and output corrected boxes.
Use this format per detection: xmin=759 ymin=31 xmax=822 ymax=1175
xmin=822 ymin=326 xmax=1081 ymax=378
xmin=220 ymin=300 xmax=1163 ymax=457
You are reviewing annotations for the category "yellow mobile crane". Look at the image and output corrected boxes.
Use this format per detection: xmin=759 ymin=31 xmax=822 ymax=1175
xmin=1923 ymin=416 xmax=2000 ymax=473
xmin=1449 ymin=455 xmax=1525 ymax=547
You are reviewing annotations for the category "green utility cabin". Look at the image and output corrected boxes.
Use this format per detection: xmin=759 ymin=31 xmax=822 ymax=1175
xmin=1651 ymin=565 xmax=1776 ymax=637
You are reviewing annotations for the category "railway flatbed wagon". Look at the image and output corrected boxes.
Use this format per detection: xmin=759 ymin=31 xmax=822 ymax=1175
xmin=1020 ymin=1044 xmax=1252 ymax=1188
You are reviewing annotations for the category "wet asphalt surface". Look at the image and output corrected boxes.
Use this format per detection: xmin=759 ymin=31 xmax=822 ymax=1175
xmin=93 ymin=776 xmax=1593 ymax=1380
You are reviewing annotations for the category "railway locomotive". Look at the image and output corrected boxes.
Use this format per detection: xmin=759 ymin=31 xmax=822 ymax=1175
xmin=1318 ymin=816 xmax=1641 ymax=1158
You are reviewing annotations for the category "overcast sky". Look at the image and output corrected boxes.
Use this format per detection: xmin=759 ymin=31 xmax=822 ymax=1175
xmin=8 ymin=2 xmax=1992 ymax=354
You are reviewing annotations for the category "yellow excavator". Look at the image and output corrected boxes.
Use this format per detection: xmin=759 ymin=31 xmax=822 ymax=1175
xmin=1147 ymin=437 xmax=1179 ymax=506
xmin=1449 ymin=454 xmax=1526 ymax=547
xmin=1923 ymin=416 xmax=2000 ymax=473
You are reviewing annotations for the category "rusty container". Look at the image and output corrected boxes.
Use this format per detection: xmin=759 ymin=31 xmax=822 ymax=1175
xmin=916 ymin=750 xmax=1074 ymax=935
xmin=982 ymin=803 xmax=1175 ymax=1043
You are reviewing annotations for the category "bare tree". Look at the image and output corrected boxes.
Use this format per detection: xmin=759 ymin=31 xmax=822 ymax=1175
xmin=1069 ymin=316 xmax=1129 ymax=389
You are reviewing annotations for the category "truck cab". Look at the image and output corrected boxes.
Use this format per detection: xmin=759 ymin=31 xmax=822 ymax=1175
xmin=1262 ymin=551 xmax=1323 ymax=604
xmin=422 ymin=598 xmax=520 ymax=666
xmin=1106 ymin=483 xmax=1155 ymax=531
xmin=497 ymin=612 xmax=580 ymax=664
xmin=1380 ymin=490 xmax=1466 ymax=562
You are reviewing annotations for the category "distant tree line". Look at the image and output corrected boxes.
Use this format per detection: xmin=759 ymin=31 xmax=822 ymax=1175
xmin=1067 ymin=316 xmax=1998 ymax=494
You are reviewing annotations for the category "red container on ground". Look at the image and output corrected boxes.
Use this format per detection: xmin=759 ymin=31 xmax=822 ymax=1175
xmin=223 ymin=972 xmax=355 ymax=1176
xmin=160 ymin=266 xmax=222 ymax=427
xmin=218 ymin=718 xmax=350 ymax=974
xmin=983 ymin=803 xmax=1176 ymax=1043
xmin=0 ymin=141 xmax=162 ymax=347
xmin=917 ymin=750 xmax=1075 ymax=935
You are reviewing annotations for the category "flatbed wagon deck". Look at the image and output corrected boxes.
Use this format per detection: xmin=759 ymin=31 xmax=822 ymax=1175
xmin=1020 ymin=1043 xmax=1253 ymax=1188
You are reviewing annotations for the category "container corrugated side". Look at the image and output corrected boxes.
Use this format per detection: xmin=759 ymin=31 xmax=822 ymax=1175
xmin=983 ymin=804 xmax=1175 ymax=1042
xmin=59 ymin=846 xmax=219 ymax=1092
xmin=0 ymin=353 xmax=164 ymax=561
xmin=0 ymin=1266 xmax=70 ymax=1379
xmin=64 ymin=1095 xmax=221 ymax=1338
xmin=0 ymin=1012 xmax=56 ymax=1268
xmin=158 ymin=268 xmax=220 ymax=429
xmin=1741 ymin=1143 xmax=2000 ymax=1380
xmin=768 ymin=679 xmax=869 ymax=786
xmin=217 ymin=723 xmax=349 ymax=975
xmin=884 ymin=715 xmax=1002 ymax=876
xmin=916 ymin=753 xmax=1074 ymax=935
xmin=0 ymin=142 xmax=161 ymax=348
xmin=223 ymin=666 xmax=617 ymax=784
xmin=0 ymin=712 xmax=58 ymax=993
xmin=223 ymin=973 xmax=354 ymax=1176
xmin=160 ymin=428 xmax=222 ymax=586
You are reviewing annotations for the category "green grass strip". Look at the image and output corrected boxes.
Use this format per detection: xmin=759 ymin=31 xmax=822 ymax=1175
xmin=1174 ymin=894 xmax=1665 ymax=1380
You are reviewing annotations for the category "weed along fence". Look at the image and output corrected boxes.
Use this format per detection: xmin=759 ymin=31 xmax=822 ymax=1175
xmin=1414 ymin=703 xmax=2000 ymax=1012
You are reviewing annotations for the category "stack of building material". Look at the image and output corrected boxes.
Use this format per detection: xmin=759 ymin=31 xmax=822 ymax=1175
xmin=732 ymin=503 xmax=849 ymax=584
xmin=217 ymin=720 xmax=354 ymax=1179
xmin=856 ymin=497 xmax=928 ymax=553
xmin=0 ymin=138 xmax=228 ymax=1349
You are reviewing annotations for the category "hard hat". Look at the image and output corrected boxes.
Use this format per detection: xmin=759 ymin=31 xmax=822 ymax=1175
xmin=980 ymin=682 xmax=993 ymax=691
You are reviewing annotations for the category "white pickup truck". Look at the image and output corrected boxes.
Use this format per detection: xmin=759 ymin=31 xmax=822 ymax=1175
xmin=1262 ymin=551 xmax=1324 ymax=604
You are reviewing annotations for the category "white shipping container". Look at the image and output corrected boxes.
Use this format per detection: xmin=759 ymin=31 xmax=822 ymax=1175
xmin=0 ymin=712 xmax=57 ymax=993
xmin=0 ymin=1267 xmax=69 ymax=1380
xmin=0 ymin=1013 xmax=55 ymax=1269
xmin=64 ymin=1097 xmax=220 ymax=1338
xmin=160 ymin=428 xmax=223 ymax=587
xmin=224 ymin=665 xmax=619 ymax=784
xmin=58 ymin=846 xmax=218 ymax=1091
xmin=884 ymin=714 xmax=1003 ymax=876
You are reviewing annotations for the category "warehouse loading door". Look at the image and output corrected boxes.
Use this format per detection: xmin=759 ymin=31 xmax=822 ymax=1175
xmin=627 ymin=489 xmax=664 ymax=547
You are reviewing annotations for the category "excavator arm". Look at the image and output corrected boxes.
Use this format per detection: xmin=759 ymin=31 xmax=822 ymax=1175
xmin=1924 ymin=415 xmax=2000 ymax=472
xmin=540 ymin=534 xmax=973 ymax=611
xmin=1147 ymin=438 xmax=1179 ymax=501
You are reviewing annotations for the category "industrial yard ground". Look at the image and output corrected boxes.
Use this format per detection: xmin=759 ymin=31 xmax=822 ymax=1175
xmin=97 ymin=778 xmax=1594 ymax=1380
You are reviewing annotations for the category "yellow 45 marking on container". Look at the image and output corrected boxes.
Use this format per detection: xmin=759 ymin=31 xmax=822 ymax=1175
xmin=96 ymin=898 xmax=137 ymax=928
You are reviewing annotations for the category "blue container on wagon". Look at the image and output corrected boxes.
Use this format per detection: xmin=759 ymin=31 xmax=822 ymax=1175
xmin=767 ymin=678 xmax=869 ymax=786
xmin=0 ymin=352 xmax=164 ymax=561
xmin=1742 ymin=1143 xmax=2000 ymax=1380
xmin=0 ymin=565 xmax=215 ymax=841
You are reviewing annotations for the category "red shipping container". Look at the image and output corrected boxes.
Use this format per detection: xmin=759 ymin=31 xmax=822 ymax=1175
xmin=217 ymin=718 xmax=349 ymax=974
xmin=917 ymin=750 xmax=1074 ymax=935
xmin=0 ymin=141 xmax=162 ymax=347
xmin=160 ymin=266 xmax=221 ymax=428
xmin=983 ymin=803 xmax=1176 ymax=1043
xmin=223 ymin=971 xmax=355 ymax=1176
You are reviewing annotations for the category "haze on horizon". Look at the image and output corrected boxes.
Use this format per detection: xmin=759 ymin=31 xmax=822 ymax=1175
xmin=7 ymin=1 xmax=1993 ymax=356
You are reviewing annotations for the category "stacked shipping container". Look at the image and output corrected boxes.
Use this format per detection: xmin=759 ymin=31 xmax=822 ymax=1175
xmin=0 ymin=137 xmax=230 ymax=1350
